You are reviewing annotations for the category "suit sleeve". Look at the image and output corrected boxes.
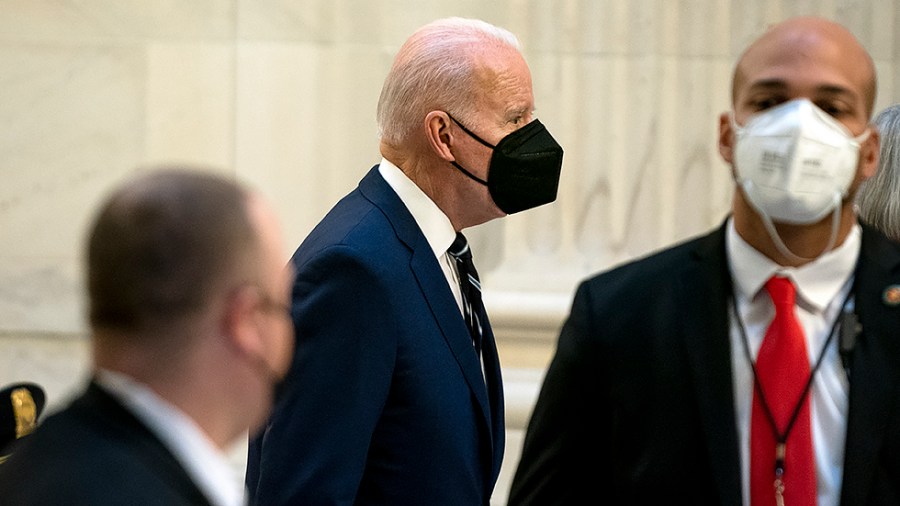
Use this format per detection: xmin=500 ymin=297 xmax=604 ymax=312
xmin=247 ymin=245 xmax=398 ymax=505
xmin=507 ymin=280 xmax=613 ymax=505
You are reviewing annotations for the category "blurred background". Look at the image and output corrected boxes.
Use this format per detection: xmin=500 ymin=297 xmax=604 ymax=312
xmin=1 ymin=1 xmax=898 ymax=503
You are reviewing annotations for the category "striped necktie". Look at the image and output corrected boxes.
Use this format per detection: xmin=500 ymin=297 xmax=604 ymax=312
xmin=447 ymin=232 xmax=483 ymax=355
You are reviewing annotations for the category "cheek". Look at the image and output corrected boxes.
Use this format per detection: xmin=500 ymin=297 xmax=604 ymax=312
xmin=466 ymin=145 xmax=494 ymax=175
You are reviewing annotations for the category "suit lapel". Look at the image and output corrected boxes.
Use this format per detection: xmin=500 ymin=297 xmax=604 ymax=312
xmin=678 ymin=224 xmax=743 ymax=506
xmin=410 ymin=243 xmax=505 ymax=491
xmin=358 ymin=167 xmax=495 ymax=447
xmin=408 ymin=244 xmax=493 ymax=419
xmin=840 ymin=225 xmax=900 ymax=506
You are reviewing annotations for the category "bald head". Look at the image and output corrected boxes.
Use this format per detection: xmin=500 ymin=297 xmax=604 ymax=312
xmin=732 ymin=16 xmax=876 ymax=117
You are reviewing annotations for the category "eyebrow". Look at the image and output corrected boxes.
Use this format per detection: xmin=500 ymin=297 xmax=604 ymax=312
xmin=815 ymin=84 xmax=857 ymax=99
xmin=504 ymin=106 xmax=533 ymax=121
xmin=745 ymin=79 xmax=857 ymax=99
xmin=744 ymin=79 xmax=787 ymax=93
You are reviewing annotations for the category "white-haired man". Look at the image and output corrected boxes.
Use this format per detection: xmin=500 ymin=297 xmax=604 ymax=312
xmin=246 ymin=17 xmax=563 ymax=506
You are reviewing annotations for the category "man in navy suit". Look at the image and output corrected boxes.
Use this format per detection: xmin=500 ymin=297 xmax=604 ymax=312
xmin=509 ymin=17 xmax=900 ymax=506
xmin=0 ymin=169 xmax=295 ymax=505
xmin=246 ymin=17 xmax=563 ymax=506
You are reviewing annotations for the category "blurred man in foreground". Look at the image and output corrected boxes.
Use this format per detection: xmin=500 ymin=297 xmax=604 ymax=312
xmin=0 ymin=168 xmax=294 ymax=505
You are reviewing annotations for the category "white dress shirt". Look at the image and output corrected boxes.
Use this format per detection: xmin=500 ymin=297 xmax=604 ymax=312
xmin=378 ymin=158 xmax=463 ymax=314
xmin=95 ymin=369 xmax=245 ymax=506
xmin=727 ymin=218 xmax=859 ymax=506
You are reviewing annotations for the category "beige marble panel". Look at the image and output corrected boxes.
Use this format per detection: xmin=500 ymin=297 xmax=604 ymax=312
xmin=234 ymin=41 xmax=387 ymax=251
xmin=866 ymin=0 xmax=895 ymax=62
xmin=0 ymin=332 xmax=90 ymax=414
xmin=235 ymin=41 xmax=330 ymax=249
xmin=878 ymin=64 xmax=897 ymax=115
xmin=144 ymin=43 xmax=235 ymax=169
xmin=238 ymin=0 xmax=518 ymax=47
xmin=0 ymin=0 xmax=234 ymax=43
xmin=0 ymin=44 xmax=144 ymax=258
xmin=0 ymin=258 xmax=85 ymax=334
xmin=0 ymin=42 xmax=144 ymax=335
xmin=237 ymin=0 xmax=337 ymax=43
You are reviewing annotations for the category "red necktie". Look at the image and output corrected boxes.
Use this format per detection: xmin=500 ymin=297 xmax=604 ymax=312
xmin=751 ymin=276 xmax=817 ymax=506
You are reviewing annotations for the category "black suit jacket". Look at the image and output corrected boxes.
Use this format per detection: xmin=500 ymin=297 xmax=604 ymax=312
xmin=509 ymin=221 xmax=900 ymax=505
xmin=0 ymin=381 xmax=211 ymax=505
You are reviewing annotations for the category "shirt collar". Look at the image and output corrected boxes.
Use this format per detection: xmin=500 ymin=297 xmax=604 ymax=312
xmin=95 ymin=369 xmax=244 ymax=506
xmin=726 ymin=217 xmax=860 ymax=312
xmin=378 ymin=157 xmax=456 ymax=256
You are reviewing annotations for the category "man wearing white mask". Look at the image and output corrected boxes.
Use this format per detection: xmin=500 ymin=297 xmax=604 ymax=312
xmin=509 ymin=16 xmax=900 ymax=506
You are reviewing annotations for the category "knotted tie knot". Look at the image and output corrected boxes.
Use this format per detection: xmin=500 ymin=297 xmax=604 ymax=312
xmin=447 ymin=232 xmax=482 ymax=354
xmin=765 ymin=276 xmax=796 ymax=309
xmin=448 ymin=232 xmax=481 ymax=294
xmin=448 ymin=232 xmax=472 ymax=262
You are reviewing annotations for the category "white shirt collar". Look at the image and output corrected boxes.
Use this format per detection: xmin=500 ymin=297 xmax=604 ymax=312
xmin=726 ymin=217 xmax=860 ymax=312
xmin=378 ymin=157 xmax=457 ymax=257
xmin=95 ymin=369 xmax=244 ymax=506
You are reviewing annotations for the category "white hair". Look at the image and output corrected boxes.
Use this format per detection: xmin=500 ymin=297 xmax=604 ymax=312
xmin=376 ymin=17 xmax=521 ymax=145
xmin=857 ymin=104 xmax=900 ymax=241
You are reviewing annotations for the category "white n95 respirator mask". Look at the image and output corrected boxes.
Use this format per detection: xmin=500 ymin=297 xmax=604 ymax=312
xmin=731 ymin=98 xmax=869 ymax=225
xmin=730 ymin=98 xmax=870 ymax=261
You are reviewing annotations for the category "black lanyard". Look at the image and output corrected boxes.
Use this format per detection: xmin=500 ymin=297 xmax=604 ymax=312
xmin=730 ymin=287 xmax=853 ymax=477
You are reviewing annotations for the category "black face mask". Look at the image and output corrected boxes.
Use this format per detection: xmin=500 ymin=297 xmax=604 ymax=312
xmin=448 ymin=114 xmax=564 ymax=214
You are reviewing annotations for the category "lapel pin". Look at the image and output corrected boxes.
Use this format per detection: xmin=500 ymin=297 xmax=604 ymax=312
xmin=883 ymin=285 xmax=900 ymax=306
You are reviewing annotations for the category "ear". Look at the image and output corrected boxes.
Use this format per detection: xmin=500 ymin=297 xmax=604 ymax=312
xmin=424 ymin=111 xmax=456 ymax=162
xmin=222 ymin=286 xmax=262 ymax=358
xmin=858 ymin=125 xmax=881 ymax=180
xmin=718 ymin=111 xmax=736 ymax=165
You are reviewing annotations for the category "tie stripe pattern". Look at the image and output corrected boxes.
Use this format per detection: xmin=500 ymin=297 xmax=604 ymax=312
xmin=447 ymin=232 xmax=483 ymax=355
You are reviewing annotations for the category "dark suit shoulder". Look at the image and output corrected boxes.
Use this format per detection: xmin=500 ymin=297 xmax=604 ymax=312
xmin=293 ymin=189 xmax=385 ymax=257
xmin=0 ymin=386 xmax=211 ymax=505
xmin=554 ymin=225 xmax=729 ymax=360
xmin=578 ymin=228 xmax=721 ymax=302
xmin=291 ymin=167 xmax=426 ymax=279
xmin=860 ymin=221 xmax=900 ymax=269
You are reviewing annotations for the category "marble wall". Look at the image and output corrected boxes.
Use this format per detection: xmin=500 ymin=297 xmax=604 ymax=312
xmin=1 ymin=1 xmax=899 ymax=504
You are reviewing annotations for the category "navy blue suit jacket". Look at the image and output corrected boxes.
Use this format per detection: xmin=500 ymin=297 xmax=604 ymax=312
xmin=509 ymin=221 xmax=900 ymax=505
xmin=246 ymin=166 xmax=505 ymax=505
xmin=0 ymin=381 xmax=211 ymax=505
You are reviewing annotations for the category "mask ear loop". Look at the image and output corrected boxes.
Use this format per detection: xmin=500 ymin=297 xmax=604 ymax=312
xmin=850 ymin=125 xmax=872 ymax=145
xmin=812 ymin=127 xmax=868 ymax=257
xmin=743 ymin=180 xmax=842 ymax=263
